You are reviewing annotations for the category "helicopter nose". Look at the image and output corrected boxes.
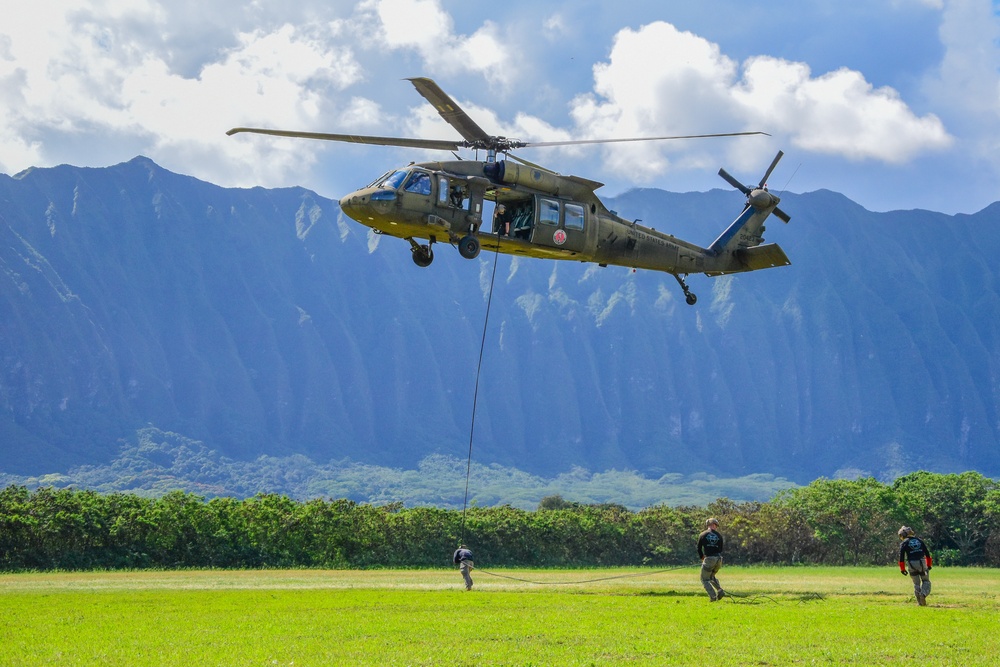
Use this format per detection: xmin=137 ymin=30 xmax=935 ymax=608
xmin=340 ymin=188 xmax=398 ymax=223
xmin=339 ymin=192 xmax=365 ymax=221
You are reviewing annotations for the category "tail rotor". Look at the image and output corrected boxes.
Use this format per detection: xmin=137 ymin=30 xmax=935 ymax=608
xmin=718 ymin=151 xmax=791 ymax=223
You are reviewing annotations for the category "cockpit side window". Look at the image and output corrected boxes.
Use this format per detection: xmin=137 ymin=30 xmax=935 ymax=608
xmin=437 ymin=176 xmax=450 ymax=204
xmin=404 ymin=171 xmax=432 ymax=195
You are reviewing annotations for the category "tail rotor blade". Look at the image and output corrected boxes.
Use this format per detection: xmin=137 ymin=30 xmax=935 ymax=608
xmin=773 ymin=207 xmax=791 ymax=223
xmin=758 ymin=150 xmax=784 ymax=188
xmin=718 ymin=168 xmax=751 ymax=195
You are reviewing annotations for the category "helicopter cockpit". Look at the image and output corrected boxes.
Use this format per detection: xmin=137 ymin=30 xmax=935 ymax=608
xmin=369 ymin=168 xmax=431 ymax=193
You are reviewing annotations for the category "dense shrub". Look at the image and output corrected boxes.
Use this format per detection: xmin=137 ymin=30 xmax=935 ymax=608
xmin=1 ymin=472 xmax=997 ymax=570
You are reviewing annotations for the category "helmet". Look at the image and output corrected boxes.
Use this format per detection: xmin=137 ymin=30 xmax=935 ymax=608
xmin=898 ymin=526 xmax=914 ymax=538
xmin=706 ymin=517 xmax=719 ymax=527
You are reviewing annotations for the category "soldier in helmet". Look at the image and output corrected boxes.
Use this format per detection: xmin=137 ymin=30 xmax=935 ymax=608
xmin=697 ymin=518 xmax=727 ymax=602
xmin=898 ymin=526 xmax=933 ymax=606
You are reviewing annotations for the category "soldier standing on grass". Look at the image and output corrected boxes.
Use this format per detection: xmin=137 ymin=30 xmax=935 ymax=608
xmin=697 ymin=518 xmax=727 ymax=602
xmin=453 ymin=544 xmax=474 ymax=591
xmin=898 ymin=526 xmax=933 ymax=606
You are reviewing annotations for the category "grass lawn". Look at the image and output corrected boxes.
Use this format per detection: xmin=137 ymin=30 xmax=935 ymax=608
xmin=2 ymin=566 xmax=998 ymax=665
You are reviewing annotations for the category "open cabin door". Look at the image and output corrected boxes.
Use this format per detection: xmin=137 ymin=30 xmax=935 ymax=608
xmin=435 ymin=174 xmax=488 ymax=235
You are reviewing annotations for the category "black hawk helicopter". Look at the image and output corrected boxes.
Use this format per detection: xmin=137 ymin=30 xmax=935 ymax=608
xmin=228 ymin=77 xmax=791 ymax=305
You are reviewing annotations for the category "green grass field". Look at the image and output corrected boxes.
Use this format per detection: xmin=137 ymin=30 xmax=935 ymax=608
xmin=2 ymin=566 xmax=998 ymax=665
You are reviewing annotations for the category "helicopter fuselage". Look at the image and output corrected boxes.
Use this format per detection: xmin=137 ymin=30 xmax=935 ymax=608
xmin=230 ymin=76 xmax=791 ymax=305
xmin=338 ymin=158 xmax=789 ymax=283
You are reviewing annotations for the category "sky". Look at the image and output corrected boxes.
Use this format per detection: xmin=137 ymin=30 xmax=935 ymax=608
xmin=0 ymin=0 xmax=998 ymax=214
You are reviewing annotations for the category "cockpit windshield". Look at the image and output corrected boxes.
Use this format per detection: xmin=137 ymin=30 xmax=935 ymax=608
xmin=377 ymin=170 xmax=409 ymax=190
xmin=367 ymin=170 xmax=395 ymax=188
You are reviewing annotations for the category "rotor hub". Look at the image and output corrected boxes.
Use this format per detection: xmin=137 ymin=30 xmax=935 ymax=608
xmin=749 ymin=189 xmax=777 ymax=210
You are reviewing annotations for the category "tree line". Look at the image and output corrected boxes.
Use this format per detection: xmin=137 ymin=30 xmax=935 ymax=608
xmin=1 ymin=471 xmax=997 ymax=571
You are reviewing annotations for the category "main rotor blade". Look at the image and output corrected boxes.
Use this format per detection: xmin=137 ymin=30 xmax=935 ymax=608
xmin=226 ymin=127 xmax=460 ymax=151
xmin=407 ymin=77 xmax=492 ymax=144
xmin=718 ymin=168 xmax=751 ymax=195
xmin=522 ymin=131 xmax=770 ymax=148
xmin=758 ymin=150 xmax=784 ymax=188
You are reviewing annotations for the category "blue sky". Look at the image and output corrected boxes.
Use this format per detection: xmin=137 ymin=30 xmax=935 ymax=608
xmin=1 ymin=0 xmax=998 ymax=214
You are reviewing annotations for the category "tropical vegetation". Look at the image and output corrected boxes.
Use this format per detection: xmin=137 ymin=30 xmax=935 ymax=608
xmin=1 ymin=471 xmax=997 ymax=571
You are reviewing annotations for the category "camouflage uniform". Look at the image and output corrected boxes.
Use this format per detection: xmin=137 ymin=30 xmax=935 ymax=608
xmin=898 ymin=527 xmax=932 ymax=606
xmin=697 ymin=519 xmax=726 ymax=601
xmin=453 ymin=546 xmax=474 ymax=591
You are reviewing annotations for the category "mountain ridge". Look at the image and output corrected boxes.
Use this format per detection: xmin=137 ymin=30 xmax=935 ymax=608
xmin=1 ymin=156 xmax=998 ymax=485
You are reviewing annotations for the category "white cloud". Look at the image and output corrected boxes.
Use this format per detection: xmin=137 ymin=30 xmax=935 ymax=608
xmin=909 ymin=0 xmax=1000 ymax=207
xmin=923 ymin=0 xmax=1000 ymax=125
xmin=737 ymin=57 xmax=953 ymax=163
xmin=582 ymin=23 xmax=740 ymax=135
xmin=373 ymin=0 xmax=452 ymax=50
xmin=566 ymin=21 xmax=952 ymax=183
xmin=126 ymin=25 xmax=363 ymax=182
xmin=367 ymin=0 xmax=512 ymax=82
xmin=0 ymin=3 xmax=366 ymax=187
xmin=543 ymin=14 xmax=569 ymax=36
xmin=0 ymin=2 xmax=993 ymax=213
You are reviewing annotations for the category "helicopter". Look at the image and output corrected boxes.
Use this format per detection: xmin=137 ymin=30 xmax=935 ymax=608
xmin=228 ymin=77 xmax=792 ymax=305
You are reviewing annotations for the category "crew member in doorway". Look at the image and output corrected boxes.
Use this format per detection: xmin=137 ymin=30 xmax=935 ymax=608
xmin=450 ymin=185 xmax=466 ymax=208
xmin=898 ymin=526 xmax=933 ymax=606
xmin=453 ymin=544 xmax=475 ymax=591
xmin=697 ymin=518 xmax=726 ymax=602
xmin=492 ymin=203 xmax=513 ymax=236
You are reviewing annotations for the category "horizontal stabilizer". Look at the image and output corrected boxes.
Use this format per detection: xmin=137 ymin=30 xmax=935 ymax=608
xmin=705 ymin=243 xmax=790 ymax=276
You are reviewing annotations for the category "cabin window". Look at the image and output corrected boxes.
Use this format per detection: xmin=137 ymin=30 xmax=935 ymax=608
xmin=404 ymin=171 xmax=432 ymax=195
xmin=565 ymin=203 xmax=585 ymax=231
xmin=538 ymin=198 xmax=560 ymax=226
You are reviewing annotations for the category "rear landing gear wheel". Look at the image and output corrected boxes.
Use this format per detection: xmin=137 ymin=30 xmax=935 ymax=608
xmin=673 ymin=273 xmax=697 ymax=306
xmin=458 ymin=235 xmax=481 ymax=259
xmin=411 ymin=244 xmax=434 ymax=267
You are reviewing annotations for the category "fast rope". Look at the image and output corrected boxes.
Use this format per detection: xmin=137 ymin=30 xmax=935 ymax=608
xmin=478 ymin=566 xmax=827 ymax=601
xmin=723 ymin=591 xmax=825 ymax=605
xmin=475 ymin=563 xmax=699 ymax=585
xmin=459 ymin=238 xmax=502 ymax=545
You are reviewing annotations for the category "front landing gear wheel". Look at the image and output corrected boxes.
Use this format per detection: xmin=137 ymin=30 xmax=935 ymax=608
xmin=458 ymin=235 xmax=481 ymax=259
xmin=686 ymin=292 xmax=698 ymax=306
xmin=411 ymin=244 xmax=434 ymax=267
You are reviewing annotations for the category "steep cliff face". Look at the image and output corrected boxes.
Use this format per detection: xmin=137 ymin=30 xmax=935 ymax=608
xmin=1 ymin=157 xmax=998 ymax=482
xmin=600 ymin=189 xmax=1000 ymax=480
xmin=0 ymin=157 xmax=447 ymax=471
